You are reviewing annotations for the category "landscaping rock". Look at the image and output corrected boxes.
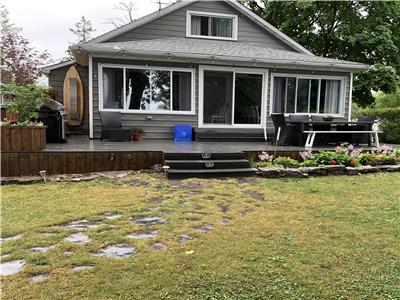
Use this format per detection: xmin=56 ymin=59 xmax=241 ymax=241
xmin=0 ymin=234 xmax=23 ymax=244
xmin=281 ymin=169 xmax=308 ymax=178
xmin=73 ymin=265 xmax=95 ymax=272
xmin=102 ymin=213 xmax=121 ymax=220
xmin=298 ymin=167 xmax=328 ymax=176
xmin=243 ymin=191 xmax=265 ymax=202
xmin=0 ymin=260 xmax=26 ymax=276
xmin=50 ymin=174 xmax=100 ymax=182
xmin=96 ymin=171 xmax=131 ymax=179
xmin=194 ymin=224 xmax=213 ymax=233
xmin=258 ymin=167 xmax=282 ymax=178
xmin=61 ymin=219 xmax=102 ymax=230
xmin=95 ymin=244 xmax=136 ymax=259
xmin=0 ymin=176 xmax=42 ymax=185
xmin=64 ymin=233 xmax=91 ymax=244
xmin=355 ymin=166 xmax=379 ymax=174
xmin=221 ymin=217 xmax=231 ymax=224
xmin=31 ymin=245 xmax=55 ymax=253
xmin=177 ymin=234 xmax=192 ymax=244
xmin=132 ymin=217 xmax=167 ymax=226
xmin=127 ymin=231 xmax=157 ymax=240
xmin=321 ymin=165 xmax=347 ymax=176
xmin=152 ymin=242 xmax=167 ymax=251
xmin=31 ymin=274 xmax=48 ymax=283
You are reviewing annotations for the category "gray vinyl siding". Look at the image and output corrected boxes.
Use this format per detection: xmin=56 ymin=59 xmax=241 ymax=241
xmin=91 ymin=57 xmax=351 ymax=139
xmin=106 ymin=1 xmax=293 ymax=51
xmin=92 ymin=58 xmax=199 ymax=139
xmin=48 ymin=65 xmax=89 ymax=131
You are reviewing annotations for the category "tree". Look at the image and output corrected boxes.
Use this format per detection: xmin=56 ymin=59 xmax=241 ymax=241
xmin=106 ymin=1 xmax=137 ymax=28
xmin=241 ymin=0 xmax=400 ymax=107
xmin=69 ymin=16 xmax=96 ymax=44
xmin=0 ymin=5 xmax=50 ymax=85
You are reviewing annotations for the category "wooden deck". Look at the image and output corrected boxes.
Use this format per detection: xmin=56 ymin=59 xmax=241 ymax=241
xmin=1 ymin=136 xmax=378 ymax=177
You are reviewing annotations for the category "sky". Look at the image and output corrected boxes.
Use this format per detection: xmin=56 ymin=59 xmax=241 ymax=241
xmin=2 ymin=0 xmax=172 ymax=62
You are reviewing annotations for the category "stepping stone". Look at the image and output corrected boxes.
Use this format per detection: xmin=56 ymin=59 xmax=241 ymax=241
xmin=31 ymin=274 xmax=48 ymax=283
xmin=132 ymin=217 xmax=167 ymax=226
xmin=95 ymin=244 xmax=135 ymax=259
xmin=218 ymin=205 xmax=229 ymax=213
xmin=177 ymin=234 xmax=192 ymax=244
xmin=127 ymin=231 xmax=157 ymax=240
xmin=62 ymin=220 xmax=102 ymax=230
xmin=40 ymin=233 xmax=56 ymax=237
xmin=237 ymin=177 xmax=258 ymax=185
xmin=64 ymin=233 xmax=91 ymax=244
xmin=73 ymin=265 xmax=95 ymax=272
xmin=221 ymin=217 xmax=231 ymax=224
xmin=102 ymin=213 xmax=121 ymax=220
xmin=194 ymin=224 xmax=214 ymax=233
xmin=152 ymin=242 xmax=167 ymax=251
xmin=0 ymin=234 xmax=23 ymax=244
xmin=243 ymin=191 xmax=265 ymax=202
xmin=0 ymin=259 xmax=26 ymax=276
xmin=147 ymin=199 xmax=164 ymax=204
xmin=31 ymin=245 xmax=55 ymax=253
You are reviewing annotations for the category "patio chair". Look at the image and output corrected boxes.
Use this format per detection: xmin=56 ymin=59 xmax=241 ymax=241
xmin=288 ymin=115 xmax=310 ymax=145
xmin=99 ymin=112 xmax=132 ymax=141
xmin=351 ymin=116 xmax=378 ymax=145
xmin=271 ymin=114 xmax=301 ymax=146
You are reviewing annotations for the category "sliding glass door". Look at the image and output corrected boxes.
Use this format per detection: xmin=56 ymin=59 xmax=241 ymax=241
xmin=202 ymin=68 xmax=264 ymax=127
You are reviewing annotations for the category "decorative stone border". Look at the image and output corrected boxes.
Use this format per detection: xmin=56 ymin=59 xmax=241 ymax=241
xmin=258 ymin=165 xmax=400 ymax=179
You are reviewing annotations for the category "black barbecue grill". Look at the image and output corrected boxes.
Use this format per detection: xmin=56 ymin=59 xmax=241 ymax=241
xmin=38 ymin=98 xmax=68 ymax=143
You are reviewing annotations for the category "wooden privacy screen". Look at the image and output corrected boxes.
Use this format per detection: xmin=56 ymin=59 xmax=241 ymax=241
xmin=63 ymin=65 xmax=84 ymax=126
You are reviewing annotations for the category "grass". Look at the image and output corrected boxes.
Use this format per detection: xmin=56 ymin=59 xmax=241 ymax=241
xmin=1 ymin=172 xmax=399 ymax=299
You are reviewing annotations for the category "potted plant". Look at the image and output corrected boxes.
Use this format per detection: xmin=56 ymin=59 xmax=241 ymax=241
xmin=132 ymin=128 xmax=145 ymax=141
xmin=1 ymin=83 xmax=51 ymax=152
xmin=322 ymin=115 xmax=334 ymax=121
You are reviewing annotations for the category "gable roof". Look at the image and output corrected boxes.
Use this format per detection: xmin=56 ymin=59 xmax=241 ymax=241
xmin=41 ymin=60 xmax=75 ymax=75
xmin=73 ymin=38 xmax=369 ymax=70
xmin=86 ymin=0 xmax=312 ymax=55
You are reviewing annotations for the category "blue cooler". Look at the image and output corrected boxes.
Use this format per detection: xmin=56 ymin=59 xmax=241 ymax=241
xmin=174 ymin=124 xmax=193 ymax=141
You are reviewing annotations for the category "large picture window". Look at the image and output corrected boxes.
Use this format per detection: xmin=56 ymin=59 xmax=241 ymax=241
xmin=100 ymin=65 xmax=194 ymax=114
xmin=187 ymin=11 xmax=238 ymax=40
xmin=272 ymin=75 xmax=344 ymax=115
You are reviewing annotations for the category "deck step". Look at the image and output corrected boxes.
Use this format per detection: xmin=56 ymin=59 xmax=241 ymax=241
xmin=164 ymin=152 xmax=246 ymax=160
xmin=165 ymin=159 xmax=250 ymax=170
xmin=167 ymin=168 xmax=256 ymax=179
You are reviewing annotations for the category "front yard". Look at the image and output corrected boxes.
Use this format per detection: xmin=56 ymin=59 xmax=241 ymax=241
xmin=1 ymin=173 xmax=399 ymax=299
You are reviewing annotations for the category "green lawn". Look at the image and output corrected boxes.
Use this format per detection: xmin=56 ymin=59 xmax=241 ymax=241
xmin=1 ymin=173 xmax=399 ymax=299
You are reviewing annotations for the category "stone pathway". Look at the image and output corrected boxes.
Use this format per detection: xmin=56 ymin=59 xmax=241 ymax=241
xmin=194 ymin=224 xmax=214 ymax=233
xmin=131 ymin=217 xmax=167 ymax=226
xmin=64 ymin=233 xmax=91 ymax=244
xmin=127 ymin=231 xmax=157 ymax=240
xmin=0 ymin=234 xmax=23 ymax=244
xmin=102 ymin=213 xmax=121 ymax=220
xmin=61 ymin=220 xmax=103 ymax=230
xmin=152 ymin=242 xmax=167 ymax=251
xmin=31 ymin=245 xmax=55 ymax=253
xmin=31 ymin=274 xmax=48 ymax=283
xmin=95 ymin=244 xmax=136 ymax=259
xmin=73 ymin=265 xmax=95 ymax=272
xmin=0 ymin=259 xmax=26 ymax=276
xmin=243 ymin=191 xmax=265 ymax=202
xmin=177 ymin=234 xmax=192 ymax=244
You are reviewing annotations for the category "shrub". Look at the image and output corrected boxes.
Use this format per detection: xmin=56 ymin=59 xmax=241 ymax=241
xmin=359 ymin=152 xmax=396 ymax=166
xmin=299 ymin=160 xmax=318 ymax=167
xmin=1 ymin=83 xmax=51 ymax=125
xmin=273 ymin=157 xmax=299 ymax=168
xmin=313 ymin=150 xmax=355 ymax=167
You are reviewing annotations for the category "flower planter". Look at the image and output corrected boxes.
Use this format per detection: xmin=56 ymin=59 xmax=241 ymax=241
xmin=132 ymin=132 xmax=145 ymax=141
xmin=1 ymin=126 xmax=47 ymax=152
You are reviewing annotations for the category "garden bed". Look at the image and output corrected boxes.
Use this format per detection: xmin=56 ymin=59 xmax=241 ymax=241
xmin=256 ymin=144 xmax=400 ymax=179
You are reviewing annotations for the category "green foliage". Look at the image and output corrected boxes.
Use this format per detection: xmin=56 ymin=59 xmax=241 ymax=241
xmin=313 ymin=151 xmax=355 ymax=167
xmin=273 ymin=156 xmax=299 ymax=168
xmin=364 ymin=107 xmax=400 ymax=144
xmin=1 ymin=83 xmax=51 ymax=125
xmin=359 ymin=153 xmax=396 ymax=166
xmin=242 ymin=0 xmax=400 ymax=107
xmin=299 ymin=159 xmax=318 ymax=167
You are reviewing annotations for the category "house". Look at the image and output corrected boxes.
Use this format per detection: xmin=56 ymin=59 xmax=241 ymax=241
xmin=44 ymin=0 xmax=369 ymax=141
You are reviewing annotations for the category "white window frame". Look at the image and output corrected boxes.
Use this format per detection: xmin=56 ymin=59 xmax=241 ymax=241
xmin=198 ymin=65 xmax=268 ymax=129
xmin=186 ymin=10 xmax=238 ymax=41
xmin=270 ymin=73 xmax=347 ymax=117
xmin=98 ymin=63 xmax=195 ymax=115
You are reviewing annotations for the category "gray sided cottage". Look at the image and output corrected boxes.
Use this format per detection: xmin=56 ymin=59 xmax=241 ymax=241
xmin=44 ymin=0 xmax=369 ymax=141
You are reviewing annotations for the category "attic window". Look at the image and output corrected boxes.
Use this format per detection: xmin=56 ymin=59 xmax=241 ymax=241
xmin=186 ymin=11 xmax=238 ymax=40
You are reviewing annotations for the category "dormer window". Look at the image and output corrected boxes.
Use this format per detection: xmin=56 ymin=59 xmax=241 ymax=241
xmin=186 ymin=11 xmax=238 ymax=41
